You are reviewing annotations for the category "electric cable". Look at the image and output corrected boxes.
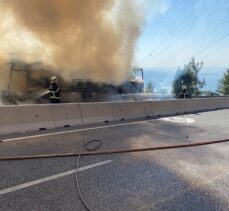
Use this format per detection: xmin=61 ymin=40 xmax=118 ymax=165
xmin=83 ymin=140 xmax=102 ymax=152
xmin=75 ymin=103 xmax=102 ymax=211
xmin=141 ymin=0 xmax=180 ymax=41
xmin=140 ymin=5 xmax=229 ymax=68
xmin=139 ymin=0 xmax=182 ymax=65
xmin=169 ymin=15 xmax=229 ymax=61
xmin=1 ymin=105 xmax=229 ymax=211
xmin=199 ymin=43 xmax=229 ymax=61
xmin=142 ymin=3 xmax=229 ymax=67
xmin=194 ymin=31 xmax=229 ymax=57
xmin=143 ymin=10 xmax=194 ymax=64
xmin=142 ymin=2 xmax=205 ymax=66
xmin=144 ymin=16 xmax=229 ymax=67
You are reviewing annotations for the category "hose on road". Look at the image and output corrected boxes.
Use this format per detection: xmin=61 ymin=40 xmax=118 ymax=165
xmin=1 ymin=137 xmax=228 ymax=211
xmin=0 ymin=138 xmax=228 ymax=161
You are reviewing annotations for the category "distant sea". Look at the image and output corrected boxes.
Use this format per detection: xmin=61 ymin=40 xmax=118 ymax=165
xmin=143 ymin=67 xmax=227 ymax=93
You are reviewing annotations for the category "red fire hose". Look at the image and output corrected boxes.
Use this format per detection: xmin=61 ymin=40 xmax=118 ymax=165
xmin=0 ymin=138 xmax=228 ymax=161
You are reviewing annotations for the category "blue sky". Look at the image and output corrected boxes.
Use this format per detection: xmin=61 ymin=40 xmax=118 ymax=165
xmin=135 ymin=0 xmax=229 ymax=69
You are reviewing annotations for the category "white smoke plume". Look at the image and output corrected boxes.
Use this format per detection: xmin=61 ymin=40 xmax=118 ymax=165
xmin=0 ymin=0 xmax=146 ymax=84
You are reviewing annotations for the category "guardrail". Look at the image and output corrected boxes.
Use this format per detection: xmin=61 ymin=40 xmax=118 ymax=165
xmin=0 ymin=97 xmax=229 ymax=136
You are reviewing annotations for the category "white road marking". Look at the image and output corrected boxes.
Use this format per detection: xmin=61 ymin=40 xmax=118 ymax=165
xmin=0 ymin=160 xmax=112 ymax=196
xmin=160 ymin=116 xmax=195 ymax=124
xmin=1 ymin=114 xmax=195 ymax=143
xmin=1 ymin=119 xmax=153 ymax=142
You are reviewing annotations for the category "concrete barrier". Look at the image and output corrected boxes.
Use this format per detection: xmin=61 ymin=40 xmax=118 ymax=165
xmin=184 ymin=97 xmax=229 ymax=113
xmin=51 ymin=103 xmax=82 ymax=128
xmin=187 ymin=98 xmax=221 ymax=113
xmin=0 ymin=104 xmax=54 ymax=135
xmin=80 ymin=102 xmax=114 ymax=124
xmin=190 ymin=98 xmax=220 ymax=112
xmin=0 ymin=97 xmax=229 ymax=136
xmin=218 ymin=97 xmax=229 ymax=109
xmin=152 ymin=100 xmax=186 ymax=117
xmin=204 ymin=98 xmax=220 ymax=110
xmin=224 ymin=97 xmax=229 ymax=108
xmin=183 ymin=98 xmax=201 ymax=113
xmin=112 ymin=101 xmax=152 ymax=121
xmin=197 ymin=98 xmax=215 ymax=111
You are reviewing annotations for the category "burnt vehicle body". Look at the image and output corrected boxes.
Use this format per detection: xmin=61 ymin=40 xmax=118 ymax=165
xmin=2 ymin=61 xmax=144 ymax=104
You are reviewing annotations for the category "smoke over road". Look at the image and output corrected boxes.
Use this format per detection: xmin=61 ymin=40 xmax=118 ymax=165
xmin=0 ymin=53 xmax=9 ymax=90
xmin=0 ymin=0 xmax=144 ymax=84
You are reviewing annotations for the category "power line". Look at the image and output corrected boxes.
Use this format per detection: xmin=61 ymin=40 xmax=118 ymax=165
xmin=199 ymin=43 xmax=229 ymax=61
xmin=142 ymin=3 xmax=202 ymax=66
xmin=143 ymin=4 xmax=226 ymax=66
xmin=150 ymin=11 xmax=229 ymax=67
xmin=139 ymin=52 xmax=153 ymax=65
xmin=141 ymin=0 xmax=180 ymax=41
xmin=138 ymin=0 xmax=181 ymax=65
xmin=161 ymin=15 xmax=229 ymax=65
xmin=164 ymin=29 xmax=229 ymax=67
xmin=195 ymin=31 xmax=229 ymax=57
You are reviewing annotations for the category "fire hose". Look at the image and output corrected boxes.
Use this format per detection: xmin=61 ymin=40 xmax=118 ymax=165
xmin=0 ymin=138 xmax=228 ymax=161
xmin=0 ymin=138 xmax=229 ymax=211
xmin=0 ymin=137 xmax=229 ymax=211
xmin=1 ymin=101 xmax=229 ymax=211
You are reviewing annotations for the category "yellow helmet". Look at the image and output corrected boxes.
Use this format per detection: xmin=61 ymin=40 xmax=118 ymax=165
xmin=51 ymin=76 xmax=57 ymax=81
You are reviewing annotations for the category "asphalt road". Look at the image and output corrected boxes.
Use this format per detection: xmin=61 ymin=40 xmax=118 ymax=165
xmin=0 ymin=109 xmax=229 ymax=211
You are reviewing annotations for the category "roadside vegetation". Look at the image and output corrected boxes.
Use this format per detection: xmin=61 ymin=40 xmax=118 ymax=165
xmin=144 ymin=81 xmax=154 ymax=94
xmin=217 ymin=69 xmax=229 ymax=95
xmin=172 ymin=58 xmax=206 ymax=97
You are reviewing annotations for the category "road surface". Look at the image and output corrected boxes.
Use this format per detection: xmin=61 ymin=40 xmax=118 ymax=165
xmin=0 ymin=109 xmax=229 ymax=210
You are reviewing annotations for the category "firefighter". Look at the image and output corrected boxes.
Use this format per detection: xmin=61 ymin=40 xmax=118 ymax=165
xmin=49 ymin=76 xmax=61 ymax=103
xmin=180 ymin=85 xmax=187 ymax=99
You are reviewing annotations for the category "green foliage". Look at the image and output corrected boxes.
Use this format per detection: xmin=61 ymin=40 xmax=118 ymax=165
xmin=145 ymin=81 xmax=154 ymax=94
xmin=217 ymin=69 xmax=229 ymax=95
xmin=172 ymin=58 xmax=206 ymax=97
xmin=158 ymin=88 xmax=169 ymax=95
xmin=201 ymin=90 xmax=220 ymax=96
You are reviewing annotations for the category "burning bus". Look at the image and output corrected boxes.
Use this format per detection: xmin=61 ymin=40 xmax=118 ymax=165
xmin=2 ymin=60 xmax=144 ymax=104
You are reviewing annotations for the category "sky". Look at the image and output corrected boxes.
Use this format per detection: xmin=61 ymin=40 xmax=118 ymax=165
xmin=135 ymin=0 xmax=229 ymax=69
xmin=1 ymin=0 xmax=229 ymax=72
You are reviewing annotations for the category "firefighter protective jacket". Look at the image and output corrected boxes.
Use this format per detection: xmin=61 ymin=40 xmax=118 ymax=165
xmin=49 ymin=82 xmax=61 ymax=100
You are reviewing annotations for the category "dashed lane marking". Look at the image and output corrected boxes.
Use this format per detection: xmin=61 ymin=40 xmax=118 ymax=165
xmin=1 ymin=119 xmax=152 ymax=142
xmin=0 ymin=160 xmax=112 ymax=196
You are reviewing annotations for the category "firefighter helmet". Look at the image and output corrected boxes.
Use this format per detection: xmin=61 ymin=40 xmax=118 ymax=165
xmin=182 ymin=85 xmax=187 ymax=90
xmin=51 ymin=76 xmax=57 ymax=81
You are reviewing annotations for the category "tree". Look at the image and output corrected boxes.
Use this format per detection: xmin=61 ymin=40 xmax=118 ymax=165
xmin=145 ymin=81 xmax=154 ymax=94
xmin=201 ymin=90 xmax=219 ymax=96
xmin=172 ymin=58 xmax=206 ymax=97
xmin=158 ymin=88 xmax=169 ymax=95
xmin=217 ymin=69 xmax=229 ymax=95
